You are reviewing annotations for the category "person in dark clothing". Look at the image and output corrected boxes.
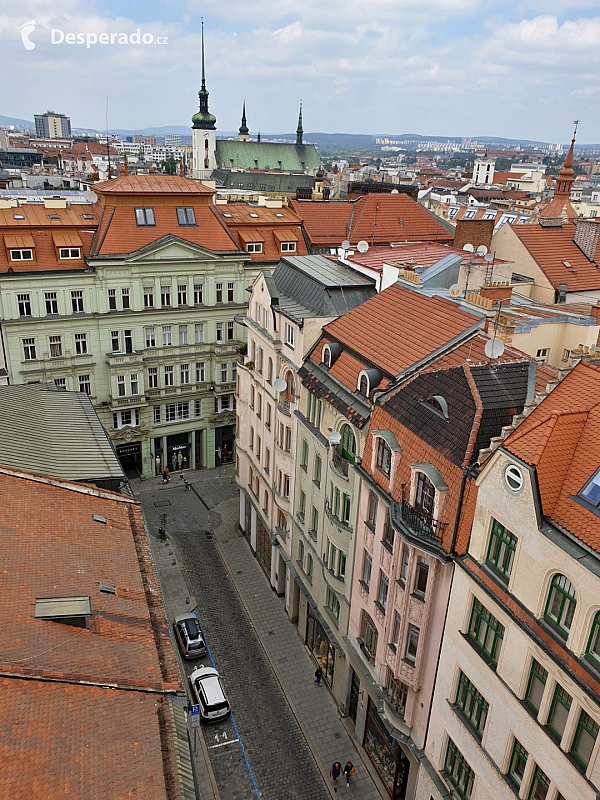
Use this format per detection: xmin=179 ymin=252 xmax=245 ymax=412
xmin=343 ymin=761 xmax=355 ymax=787
xmin=330 ymin=761 xmax=342 ymax=792
xmin=314 ymin=666 xmax=323 ymax=685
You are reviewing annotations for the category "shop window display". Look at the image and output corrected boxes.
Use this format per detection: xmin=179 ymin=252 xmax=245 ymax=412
xmin=306 ymin=609 xmax=335 ymax=685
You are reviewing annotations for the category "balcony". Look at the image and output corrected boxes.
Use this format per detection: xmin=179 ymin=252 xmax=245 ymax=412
xmin=277 ymin=400 xmax=291 ymax=416
xmin=392 ymin=492 xmax=447 ymax=548
xmin=331 ymin=449 xmax=353 ymax=479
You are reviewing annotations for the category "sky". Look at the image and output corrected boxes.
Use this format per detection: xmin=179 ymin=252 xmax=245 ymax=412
xmin=1 ymin=0 xmax=599 ymax=142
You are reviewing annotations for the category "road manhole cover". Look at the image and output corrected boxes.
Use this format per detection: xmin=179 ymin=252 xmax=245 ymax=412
xmin=154 ymin=500 xmax=171 ymax=507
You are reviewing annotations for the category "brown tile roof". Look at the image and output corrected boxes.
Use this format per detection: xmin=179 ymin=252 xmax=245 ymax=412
xmin=0 ymin=467 xmax=180 ymax=691
xmin=94 ymin=173 xmax=214 ymax=195
xmin=289 ymin=200 xmax=354 ymax=247
xmin=0 ymin=204 xmax=98 ymax=227
xmin=316 ymin=284 xmax=482 ymax=380
xmin=504 ymin=360 xmax=600 ymax=551
xmin=0 ymin=230 xmax=94 ymax=273
xmin=341 ymin=242 xmax=507 ymax=273
xmin=513 ymin=222 xmax=600 ymax=291
xmin=215 ymin=203 xmax=303 ymax=225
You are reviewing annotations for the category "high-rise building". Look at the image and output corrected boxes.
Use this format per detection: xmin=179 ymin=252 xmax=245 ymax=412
xmin=165 ymin=134 xmax=181 ymax=146
xmin=133 ymin=134 xmax=157 ymax=146
xmin=34 ymin=111 xmax=72 ymax=139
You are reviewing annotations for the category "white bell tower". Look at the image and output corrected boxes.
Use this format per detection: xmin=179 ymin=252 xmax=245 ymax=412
xmin=191 ymin=21 xmax=217 ymax=179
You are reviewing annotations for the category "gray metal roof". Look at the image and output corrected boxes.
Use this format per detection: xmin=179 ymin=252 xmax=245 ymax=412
xmin=0 ymin=383 xmax=124 ymax=482
xmin=281 ymin=255 xmax=374 ymax=287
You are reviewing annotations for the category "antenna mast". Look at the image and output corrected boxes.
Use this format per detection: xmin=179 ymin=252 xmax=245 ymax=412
xmin=105 ymin=96 xmax=111 ymax=180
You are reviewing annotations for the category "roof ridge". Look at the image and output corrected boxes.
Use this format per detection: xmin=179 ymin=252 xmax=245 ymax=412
xmin=462 ymin=363 xmax=484 ymax=466
xmin=0 ymin=465 xmax=136 ymax=503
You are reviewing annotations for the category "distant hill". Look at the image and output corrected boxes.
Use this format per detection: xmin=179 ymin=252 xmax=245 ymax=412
xmin=0 ymin=114 xmax=34 ymax=130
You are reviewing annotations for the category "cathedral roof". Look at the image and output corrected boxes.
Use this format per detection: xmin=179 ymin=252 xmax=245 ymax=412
xmin=215 ymin=140 xmax=320 ymax=172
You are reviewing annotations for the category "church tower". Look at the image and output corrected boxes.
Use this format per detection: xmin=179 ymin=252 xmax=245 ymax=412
xmin=192 ymin=21 xmax=217 ymax=179
xmin=238 ymin=101 xmax=250 ymax=142
xmin=296 ymin=101 xmax=303 ymax=146
xmin=540 ymin=122 xmax=578 ymax=221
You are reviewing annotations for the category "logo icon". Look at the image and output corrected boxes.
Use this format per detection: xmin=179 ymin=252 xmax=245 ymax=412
xmin=21 ymin=20 xmax=36 ymax=51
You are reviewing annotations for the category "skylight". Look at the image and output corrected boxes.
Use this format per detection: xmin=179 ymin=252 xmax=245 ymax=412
xmin=223 ymin=213 xmax=233 ymax=218
xmin=35 ymin=596 xmax=92 ymax=627
xmin=580 ymin=467 xmax=600 ymax=508
xmin=249 ymin=213 xmax=259 ymax=218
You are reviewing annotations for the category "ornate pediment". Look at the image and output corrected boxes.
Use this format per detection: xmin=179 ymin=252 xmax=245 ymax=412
xmin=111 ymin=425 xmax=149 ymax=443
xmin=209 ymin=411 xmax=236 ymax=426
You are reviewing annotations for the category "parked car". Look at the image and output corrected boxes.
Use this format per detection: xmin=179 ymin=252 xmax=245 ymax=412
xmin=173 ymin=612 xmax=207 ymax=659
xmin=189 ymin=666 xmax=231 ymax=722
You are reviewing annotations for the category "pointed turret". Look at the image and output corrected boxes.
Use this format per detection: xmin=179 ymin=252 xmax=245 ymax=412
xmin=296 ymin=101 xmax=303 ymax=146
xmin=539 ymin=122 xmax=578 ymax=222
xmin=192 ymin=20 xmax=217 ymax=131
xmin=238 ymin=101 xmax=250 ymax=141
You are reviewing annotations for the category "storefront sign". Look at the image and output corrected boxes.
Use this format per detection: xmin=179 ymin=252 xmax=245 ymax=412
xmin=116 ymin=443 xmax=141 ymax=456
xmin=170 ymin=444 xmax=187 ymax=452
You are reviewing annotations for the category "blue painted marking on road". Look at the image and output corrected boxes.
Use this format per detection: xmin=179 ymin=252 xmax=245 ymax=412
xmin=193 ymin=609 xmax=261 ymax=798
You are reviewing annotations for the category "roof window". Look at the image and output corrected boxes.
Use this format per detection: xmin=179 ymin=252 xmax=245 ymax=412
xmin=48 ymin=214 xmax=61 ymax=220
xmin=177 ymin=207 xmax=196 ymax=226
xmin=275 ymin=213 xmax=284 ymax=218
xmin=93 ymin=514 xmax=107 ymax=524
xmin=82 ymin=213 xmax=95 ymax=219
xmin=13 ymin=214 xmax=25 ymax=220
xmin=35 ymin=596 xmax=92 ymax=628
xmin=249 ymin=213 xmax=259 ymax=218
xmin=421 ymin=395 xmax=449 ymax=421
xmin=223 ymin=213 xmax=233 ymax=218
xmin=579 ymin=467 xmax=600 ymax=508
xmin=135 ymin=207 xmax=155 ymax=226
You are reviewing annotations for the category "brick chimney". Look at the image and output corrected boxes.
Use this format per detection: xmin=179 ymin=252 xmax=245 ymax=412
xmin=573 ymin=219 xmax=600 ymax=262
xmin=453 ymin=218 xmax=495 ymax=251
xmin=587 ymin=301 xmax=600 ymax=324
xmin=479 ymin=283 xmax=513 ymax=304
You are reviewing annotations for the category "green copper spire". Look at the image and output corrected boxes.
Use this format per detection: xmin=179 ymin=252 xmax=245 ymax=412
xmin=296 ymin=101 xmax=303 ymax=146
xmin=192 ymin=19 xmax=216 ymax=130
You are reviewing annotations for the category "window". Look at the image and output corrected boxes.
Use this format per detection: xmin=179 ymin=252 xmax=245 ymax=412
xmin=313 ymin=454 xmax=322 ymax=486
xmin=123 ymin=330 xmax=133 ymax=354
xmin=507 ymin=739 xmax=528 ymax=788
xmin=227 ymin=320 xmax=235 ymax=341
xmin=326 ymin=540 xmax=346 ymax=578
xmin=117 ymin=375 xmax=126 ymax=397
xmin=306 ymin=553 xmax=313 ymax=579
xmin=246 ymin=242 xmax=263 ymax=253
xmin=180 ymin=364 xmax=190 ymax=384
xmin=280 ymin=241 xmax=297 ymax=252
xmin=176 ymin=207 xmax=196 ymax=226
xmin=17 ymin=293 xmax=31 ymax=316
xmin=415 ymin=471 xmax=435 ymax=522
xmin=147 ymin=367 xmax=158 ymax=388
xmin=264 ymin=447 xmax=270 ymax=473
xmin=310 ymin=506 xmax=319 ymax=537
xmin=194 ymin=284 xmax=203 ymax=304
xmin=161 ymin=285 xmax=171 ymax=307
xmin=307 ymin=393 xmax=322 ymax=427
xmin=326 ymin=588 xmax=341 ymax=622
xmin=467 ymin=597 xmax=504 ymax=664
xmin=361 ymin=551 xmax=372 ymax=588
xmin=111 ymin=330 xmax=120 ymax=352
xmin=544 ymin=574 xmax=577 ymax=638
xmin=301 ymin=440 xmax=309 ymax=470
xmin=547 ymin=684 xmax=572 ymax=740
xmin=385 ymin=669 xmax=408 ymax=716
xmin=108 ymin=287 xmax=116 ymax=309
xmin=580 ymin=467 xmax=600 ymax=508
xmin=54 ymin=378 xmax=66 ymax=389
xmin=444 ymin=739 xmax=474 ymax=800
xmin=360 ymin=611 xmax=378 ymax=659
xmin=164 ymin=365 xmax=174 ymax=386
xmin=78 ymin=374 xmax=91 ymax=394
xmin=586 ymin=611 xmax=600 ymax=667
xmin=23 ymin=338 xmax=36 ymax=360
xmin=413 ymin=557 xmax=429 ymax=599
xmin=525 ymin=659 xmax=547 ymax=713
xmin=165 ymin=403 xmax=176 ymax=422
xmin=178 ymin=284 xmax=187 ymax=306
xmin=135 ymin=207 xmax=155 ymax=226
xmin=196 ymin=362 xmax=205 ymax=382
xmin=49 ymin=335 xmax=62 ymax=357
xmin=45 ymin=292 xmax=58 ymax=314
xmin=227 ymin=282 xmax=234 ymax=302
xmin=194 ymin=399 xmax=202 ymax=418
xmin=399 ymin=546 xmax=410 ymax=587
xmin=505 ymin=463 xmax=524 ymax=491
xmin=121 ymin=288 xmax=130 ymax=309
xmin=359 ymin=374 xmax=369 ymax=396
xmin=571 ymin=710 xmax=599 ymax=769
xmin=220 ymin=363 xmax=228 ymax=384
xmin=536 ymin=348 xmax=549 ymax=363
xmin=486 ymin=519 xmax=517 ymax=582
xmin=153 ymin=405 xmax=161 ymax=424
xmin=390 ymin=612 xmax=401 ymax=652
xmin=266 ymin=403 xmax=272 ymax=429
xmin=71 ymin=290 xmax=84 ymax=313
xmin=216 ymin=283 xmax=223 ymax=303
xmin=143 ymin=287 xmax=154 ymax=308
xmin=455 ymin=671 xmax=489 ymax=735
xmin=298 ymin=490 xmax=306 ymax=521
xmin=74 ymin=332 xmax=87 ymax=355
xmin=113 ymin=409 xmax=139 ymax=429
xmin=528 ymin=765 xmax=550 ymax=800
xmin=405 ymin=625 xmax=419 ymax=664
xmin=341 ymin=493 xmax=351 ymax=523
xmin=195 ymin=323 xmax=204 ymax=344
xmin=216 ymin=322 xmax=223 ymax=342
xmin=285 ymin=323 xmax=295 ymax=348
xmin=298 ymin=539 xmax=305 ymax=565
xmin=322 ymin=347 xmax=332 ymax=368
xmin=179 ymin=324 xmax=188 ymax=345
xmin=145 ymin=327 xmax=156 ymax=348
xmin=377 ymin=571 xmax=389 ymax=611
xmin=9 ymin=248 xmax=33 ymax=260
xmin=376 ymin=438 xmax=391 ymax=477
xmin=162 ymin=326 xmax=172 ymax=347
xmin=367 ymin=492 xmax=378 ymax=528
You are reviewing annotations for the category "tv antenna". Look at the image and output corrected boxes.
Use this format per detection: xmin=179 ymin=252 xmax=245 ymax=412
xmin=357 ymin=240 xmax=369 ymax=254
xmin=105 ymin=96 xmax=111 ymax=180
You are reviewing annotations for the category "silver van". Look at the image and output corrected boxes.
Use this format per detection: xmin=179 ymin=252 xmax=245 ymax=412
xmin=189 ymin=666 xmax=231 ymax=722
xmin=173 ymin=613 xmax=207 ymax=659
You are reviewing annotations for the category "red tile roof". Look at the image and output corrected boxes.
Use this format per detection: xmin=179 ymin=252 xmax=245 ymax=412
xmin=341 ymin=242 xmax=506 ymax=273
xmin=94 ymin=173 xmax=214 ymax=196
xmin=504 ymin=360 xmax=600 ymax=551
xmin=289 ymin=200 xmax=354 ymax=248
xmin=513 ymin=222 xmax=600 ymax=291
xmin=0 ymin=229 xmax=95 ymax=273
xmin=0 ymin=205 xmax=98 ymax=227
xmin=215 ymin=203 xmax=308 ymax=262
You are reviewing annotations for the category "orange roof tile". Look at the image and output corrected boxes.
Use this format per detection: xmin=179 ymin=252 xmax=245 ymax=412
xmin=94 ymin=173 xmax=214 ymax=196
xmin=0 ymin=230 xmax=94 ymax=273
xmin=289 ymin=200 xmax=354 ymax=247
xmin=0 ymin=204 xmax=98 ymax=227
xmin=513 ymin=222 xmax=600 ymax=291
xmin=341 ymin=242 xmax=507 ymax=273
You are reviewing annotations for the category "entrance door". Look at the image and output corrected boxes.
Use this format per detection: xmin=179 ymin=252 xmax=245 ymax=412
xmin=256 ymin=517 xmax=272 ymax=576
xmin=348 ymin=669 xmax=360 ymax=724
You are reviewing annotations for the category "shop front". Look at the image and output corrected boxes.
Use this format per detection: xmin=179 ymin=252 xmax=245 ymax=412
xmin=215 ymin=424 xmax=235 ymax=466
xmin=305 ymin=607 xmax=336 ymax=686
xmin=115 ymin=442 xmax=142 ymax=477
xmin=363 ymin=699 xmax=410 ymax=798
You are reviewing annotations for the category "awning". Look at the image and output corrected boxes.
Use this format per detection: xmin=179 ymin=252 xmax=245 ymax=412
xmin=272 ymin=227 xmax=299 ymax=243
xmin=238 ymin=229 xmax=265 ymax=244
xmin=52 ymin=231 xmax=83 ymax=248
xmin=4 ymin=233 xmax=35 ymax=249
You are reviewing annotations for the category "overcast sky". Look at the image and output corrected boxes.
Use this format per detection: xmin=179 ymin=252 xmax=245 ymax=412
xmin=2 ymin=0 xmax=599 ymax=141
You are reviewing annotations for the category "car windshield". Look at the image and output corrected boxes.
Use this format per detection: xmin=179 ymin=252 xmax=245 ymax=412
xmin=183 ymin=618 xmax=201 ymax=640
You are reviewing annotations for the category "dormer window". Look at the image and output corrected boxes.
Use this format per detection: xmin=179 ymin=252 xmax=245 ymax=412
xmin=358 ymin=368 xmax=383 ymax=398
xmin=323 ymin=346 xmax=332 ymax=369
xmin=281 ymin=241 xmax=296 ymax=252
xmin=579 ymin=467 xmax=600 ymax=508
xmin=247 ymin=242 xmax=263 ymax=253
xmin=10 ymin=248 xmax=33 ymax=261
xmin=376 ymin=438 xmax=391 ymax=477
xmin=359 ymin=374 xmax=369 ymax=396
xmin=176 ymin=207 xmax=196 ymax=226
xmin=421 ymin=395 xmax=449 ymax=421
xmin=135 ymin=207 xmax=155 ymax=226
xmin=59 ymin=247 xmax=81 ymax=259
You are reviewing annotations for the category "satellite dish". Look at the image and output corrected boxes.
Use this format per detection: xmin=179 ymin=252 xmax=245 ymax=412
xmin=273 ymin=378 xmax=287 ymax=392
xmin=391 ymin=189 xmax=399 ymax=194
xmin=484 ymin=253 xmax=494 ymax=263
xmin=463 ymin=243 xmax=475 ymax=252
xmin=535 ymin=195 xmax=542 ymax=203
xmin=449 ymin=284 xmax=463 ymax=298
xmin=328 ymin=431 xmax=342 ymax=447
xmin=357 ymin=240 xmax=369 ymax=253
xmin=476 ymin=245 xmax=488 ymax=255
xmin=484 ymin=339 xmax=505 ymax=359
xmin=341 ymin=239 xmax=350 ymax=250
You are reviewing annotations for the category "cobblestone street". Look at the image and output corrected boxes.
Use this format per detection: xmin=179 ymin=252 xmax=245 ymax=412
xmin=135 ymin=467 xmax=383 ymax=800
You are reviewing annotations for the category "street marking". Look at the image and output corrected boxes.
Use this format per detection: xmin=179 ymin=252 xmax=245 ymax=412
xmin=209 ymin=738 xmax=240 ymax=749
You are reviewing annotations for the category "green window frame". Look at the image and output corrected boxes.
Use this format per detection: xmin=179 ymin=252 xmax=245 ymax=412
xmin=547 ymin=684 xmax=572 ymax=741
xmin=527 ymin=765 xmax=550 ymax=800
xmin=444 ymin=738 xmax=475 ymax=800
xmin=298 ymin=539 xmax=305 ymax=564
xmin=300 ymin=439 xmax=309 ymax=470
xmin=586 ymin=611 xmax=600 ymax=668
xmin=486 ymin=518 xmax=517 ymax=582
xmin=341 ymin=424 xmax=356 ymax=463
xmin=455 ymin=671 xmax=489 ymax=736
xmin=326 ymin=587 xmax=341 ymax=621
xmin=544 ymin=573 xmax=577 ymax=638
xmin=570 ymin=709 xmax=599 ymax=769
xmin=313 ymin=454 xmax=322 ymax=485
xmin=507 ymin=739 xmax=528 ymax=788
xmin=467 ymin=597 xmax=505 ymax=664
xmin=298 ymin=490 xmax=306 ymax=520
xmin=524 ymin=659 xmax=548 ymax=713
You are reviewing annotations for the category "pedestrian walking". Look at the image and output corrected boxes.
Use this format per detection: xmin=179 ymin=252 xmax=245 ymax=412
xmin=164 ymin=466 xmax=170 ymax=483
xmin=343 ymin=761 xmax=355 ymax=788
xmin=162 ymin=469 xmax=168 ymax=484
xmin=330 ymin=761 xmax=342 ymax=793
xmin=314 ymin=666 xmax=323 ymax=685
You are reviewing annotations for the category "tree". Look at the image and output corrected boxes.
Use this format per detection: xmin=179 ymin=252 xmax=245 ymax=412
xmin=162 ymin=156 xmax=178 ymax=175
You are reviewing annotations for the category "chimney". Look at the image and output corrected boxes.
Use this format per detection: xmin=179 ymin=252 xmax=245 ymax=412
xmin=453 ymin=218 xmax=495 ymax=251
xmin=587 ymin=301 xmax=600 ymax=324
xmin=479 ymin=283 xmax=513 ymax=304
xmin=573 ymin=219 xmax=600 ymax=262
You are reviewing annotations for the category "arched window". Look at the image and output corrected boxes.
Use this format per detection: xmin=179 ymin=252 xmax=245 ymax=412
xmin=341 ymin=424 xmax=356 ymax=464
xmin=267 ymin=358 xmax=273 ymax=383
xmin=359 ymin=374 xmax=369 ymax=396
xmin=323 ymin=346 xmax=331 ymax=369
xmin=586 ymin=611 xmax=600 ymax=667
xmin=544 ymin=574 xmax=577 ymax=638
xmin=285 ymin=371 xmax=294 ymax=402
xmin=415 ymin=471 xmax=435 ymax=523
